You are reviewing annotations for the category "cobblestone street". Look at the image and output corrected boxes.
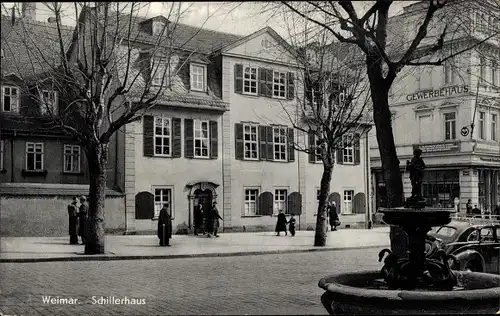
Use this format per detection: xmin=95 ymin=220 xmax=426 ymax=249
xmin=0 ymin=248 xmax=382 ymax=315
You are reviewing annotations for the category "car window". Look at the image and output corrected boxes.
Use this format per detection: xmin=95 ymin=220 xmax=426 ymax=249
xmin=467 ymin=230 xmax=480 ymax=242
xmin=480 ymin=227 xmax=496 ymax=242
xmin=436 ymin=226 xmax=456 ymax=238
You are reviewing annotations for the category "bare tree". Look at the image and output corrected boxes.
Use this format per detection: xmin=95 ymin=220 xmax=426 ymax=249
xmin=276 ymin=21 xmax=372 ymax=246
xmin=1 ymin=2 xmax=218 ymax=254
xmin=277 ymin=0 xmax=499 ymax=255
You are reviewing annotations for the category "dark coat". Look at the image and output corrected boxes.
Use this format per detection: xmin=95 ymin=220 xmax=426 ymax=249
xmin=211 ymin=205 xmax=222 ymax=230
xmin=288 ymin=217 xmax=296 ymax=230
xmin=466 ymin=203 xmax=473 ymax=214
xmin=78 ymin=202 xmax=88 ymax=237
xmin=328 ymin=205 xmax=339 ymax=226
xmin=275 ymin=213 xmax=287 ymax=232
xmin=471 ymin=207 xmax=481 ymax=215
xmin=158 ymin=208 xmax=172 ymax=240
xmin=68 ymin=204 xmax=78 ymax=236
xmin=194 ymin=205 xmax=203 ymax=227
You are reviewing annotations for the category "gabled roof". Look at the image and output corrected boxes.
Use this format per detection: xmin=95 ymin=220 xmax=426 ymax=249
xmin=106 ymin=12 xmax=244 ymax=54
xmin=218 ymin=26 xmax=293 ymax=55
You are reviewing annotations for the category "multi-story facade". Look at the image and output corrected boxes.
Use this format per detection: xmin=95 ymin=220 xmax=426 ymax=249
xmin=1 ymin=4 xmax=372 ymax=236
xmin=123 ymin=21 xmax=372 ymax=233
xmin=370 ymin=0 xmax=500 ymax=214
xmin=0 ymin=4 xmax=125 ymax=236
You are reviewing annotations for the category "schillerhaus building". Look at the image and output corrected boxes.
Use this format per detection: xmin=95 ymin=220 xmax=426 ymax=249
xmin=370 ymin=0 xmax=500 ymax=214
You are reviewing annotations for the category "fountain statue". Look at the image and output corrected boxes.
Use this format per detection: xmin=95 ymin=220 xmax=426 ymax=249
xmin=318 ymin=148 xmax=500 ymax=315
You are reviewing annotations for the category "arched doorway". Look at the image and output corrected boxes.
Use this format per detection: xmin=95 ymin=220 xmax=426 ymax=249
xmin=194 ymin=189 xmax=213 ymax=216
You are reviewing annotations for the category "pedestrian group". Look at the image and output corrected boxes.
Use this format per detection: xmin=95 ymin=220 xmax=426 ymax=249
xmin=67 ymin=196 xmax=88 ymax=245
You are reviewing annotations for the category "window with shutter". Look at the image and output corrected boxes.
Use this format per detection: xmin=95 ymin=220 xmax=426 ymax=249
xmin=154 ymin=117 xmax=172 ymax=157
xmin=243 ymin=124 xmax=258 ymax=160
xmin=243 ymin=188 xmax=259 ymax=216
xmin=272 ymin=126 xmax=287 ymax=161
xmin=274 ymin=189 xmax=288 ymax=214
xmin=258 ymin=68 xmax=267 ymax=96
xmin=193 ymin=120 xmax=210 ymax=158
xmin=336 ymin=137 xmax=343 ymax=165
xmin=209 ymin=120 xmax=218 ymax=159
xmin=265 ymin=69 xmax=273 ymax=97
xmin=1 ymin=86 xmax=20 ymax=112
xmin=234 ymin=64 xmax=243 ymax=94
xmin=354 ymin=133 xmax=361 ymax=165
xmin=258 ymin=191 xmax=274 ymax=216
xmin=343 ymin=133 xmax=354 ymax=164
xmin=272 ymin=71 xmax=287 ymax=99
xmin=184 ymin=119 xmax=194 ymax=158
xmin=135 ymin=191 xmax=154 ymax=219
xmin=287 ymin=128 xmax=295 ymax=162
xmin=287 ymin=72 xmax=294 ymax=100
xmin=308 ymin=133 xmax=316 ymax=163
xmin=172 ymin=118 xmax=182 ymax=158
xmin=234 ymin=123 xmax=244 ymax=160
xmin=258 ymin=125 xmax=267 ymax=160
xmin=143 ymin=116 xmax=154 ymax=157
xmin=154 ymin=187 xmax=174 ymax=219
xmin=243 ymin=66 xmax=258 ymax=95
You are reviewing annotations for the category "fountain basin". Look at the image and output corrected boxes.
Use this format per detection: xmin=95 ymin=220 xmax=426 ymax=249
xmin=319 ymin=270 xmax=500 ymax=315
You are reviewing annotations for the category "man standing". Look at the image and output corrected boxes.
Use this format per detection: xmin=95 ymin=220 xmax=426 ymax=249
xmin=67 ymin=197 xmax=79 ymax=245
xmin=78 ymin=196 xmax=89 ymax=245
xmin=158 ymin=203 xmax=172 ymax=246
xmin=193 ymin=201 xmax=204 ymax=236
xmin=210 ymin=201 xmax=223 ymax=238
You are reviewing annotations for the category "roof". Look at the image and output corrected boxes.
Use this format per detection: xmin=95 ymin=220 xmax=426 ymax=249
xmin=130 ymin=93 xmax=229 ymax=112
xmin=0 ymin=114 xmax=68 ymax=136
xmin=0 ymin=16 xmax=74 ymax=79
xmin=107 ymin=12 xmax=244 ymax=54
xmin=0 ymin=183 xmax=124 ymax=197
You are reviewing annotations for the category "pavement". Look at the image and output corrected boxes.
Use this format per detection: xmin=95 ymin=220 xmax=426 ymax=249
xmin=0 ymin=227 xmax=390 ymax=262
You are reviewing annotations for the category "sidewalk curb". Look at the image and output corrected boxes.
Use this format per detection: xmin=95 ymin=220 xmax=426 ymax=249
xmin=0 ymin=244 xmax=389 ymax=263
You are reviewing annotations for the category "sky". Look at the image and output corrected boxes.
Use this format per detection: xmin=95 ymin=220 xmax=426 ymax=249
xmin=1 ymin=1 xmax=416 ymax=40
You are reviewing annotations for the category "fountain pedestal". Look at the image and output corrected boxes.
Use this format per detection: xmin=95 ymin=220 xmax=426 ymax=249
xmin=318 ymin=207 xmax=500 ymax=314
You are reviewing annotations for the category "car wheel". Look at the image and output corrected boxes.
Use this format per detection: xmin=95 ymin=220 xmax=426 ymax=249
xmin=464 ymin=260 xmax=482 ymax=272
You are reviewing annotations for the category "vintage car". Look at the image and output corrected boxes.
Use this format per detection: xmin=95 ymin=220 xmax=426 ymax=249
xmin=426 ymin=219 xmax=500 ymax=274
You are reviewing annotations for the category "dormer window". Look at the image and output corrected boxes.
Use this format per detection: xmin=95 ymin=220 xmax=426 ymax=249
xmin=152 ymin=21 xmax=165 ymax=37
xmin=40 ymin=90 xmax=58 ymax=115
xmin=2 ymin=86 xmax=19 ymax=113
xmin=190 ymin=63 xmax=206 ymax=92
xmin=151 ymin=60 xmax=169 ymax=87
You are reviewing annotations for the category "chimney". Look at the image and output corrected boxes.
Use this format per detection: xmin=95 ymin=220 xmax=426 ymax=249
xmin=21 ymin=2 xmax=36 ymax=21
xmin=11 ymin=7 xmax=16 ymax=26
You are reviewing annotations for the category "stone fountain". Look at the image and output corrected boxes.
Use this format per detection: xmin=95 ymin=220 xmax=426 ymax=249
xmin=319 ymin=148 xmax=500 ymax=315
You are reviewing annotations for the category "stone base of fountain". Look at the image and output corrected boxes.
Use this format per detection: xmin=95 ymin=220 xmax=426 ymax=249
xmin=319 ymin=270 xmax=500 ymax=315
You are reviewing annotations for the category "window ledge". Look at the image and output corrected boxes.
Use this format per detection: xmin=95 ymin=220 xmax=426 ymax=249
xmin=153 ymin=154 xmax=173 ymax=158
xmin=241 ymin=215 xmax=263 ymax=218
xmin=22 ymin=169 xmax=48 ymax=177
xmin=62 ymin=171 xmax=84 ymax=176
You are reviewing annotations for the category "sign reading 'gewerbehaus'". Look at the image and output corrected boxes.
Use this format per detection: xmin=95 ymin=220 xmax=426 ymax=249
xmin=406 ymin=85 xmax=469 ymax=102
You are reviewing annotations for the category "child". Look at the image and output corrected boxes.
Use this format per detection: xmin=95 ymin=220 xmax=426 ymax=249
xmin=288 ymin=215 xmax=296 ymax=237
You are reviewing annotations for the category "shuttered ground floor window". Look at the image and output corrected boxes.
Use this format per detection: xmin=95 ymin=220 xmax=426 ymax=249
xmin=343 ymin=190 xmax=354 ymax=214
xmin=274 ymin=189 xmax=288 ymax=214
xmin=244 ymin=188 xmax=259 ymax=216
xmin=154 ymin=188 xmax=172 ymax=219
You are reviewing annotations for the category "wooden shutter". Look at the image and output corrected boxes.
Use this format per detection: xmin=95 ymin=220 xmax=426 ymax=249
xmin=336 ymin=137 xmax=343 ymax=164
xmin=353 ymin=192 xmax=366 ymax=214
xmin=287 ymin=192 xmax=302 ymax=215
xmin=172 ymin=118 xmax=182 ymax=158
xmin=234 ymin=64 xmax=243 ymax=94
xmin=266 ymin=69 xmax=273 ymax=97
xmin=258 ymin=68 xmax=267 ymax=96
xmin=258 ymin=125 xmax=267 ymax=160
xmin=266 ymin=126 xmax=274 ymax=161
xmin=287 ymin=128 xmax=295 ymax=162
xmin=287 ymin=72 xmax=295 ymax=100
xmin=143 ymin=115 xmax=154 ymax=157
xmin=235 ymin=123 xmax=244 ymax=160
xmin=209 ymin=120 xmax=218 ymax=159
xmin=135 ymin=191 xmax=154 ymax=219
xmin=354 ymin=133 xmax=361 ymax=165
xmin=308 ymin=133 xmax=316 ymax=163
xmin=258 ymin=191 xmax=274 ymax=216
xmin=184 ymin=119 xmax=194 ymax=158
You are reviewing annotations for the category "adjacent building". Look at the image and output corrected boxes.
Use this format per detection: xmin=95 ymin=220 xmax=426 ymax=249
xmin=370 ymin=0 xmax=500 ymax=214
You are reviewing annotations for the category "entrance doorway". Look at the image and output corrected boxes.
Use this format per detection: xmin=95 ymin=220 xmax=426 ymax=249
xmin=194 ymin=189 xmax=213 ymax=228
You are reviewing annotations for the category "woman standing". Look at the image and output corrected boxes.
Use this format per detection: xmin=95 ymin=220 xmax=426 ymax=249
xmin=275 ymin=209 xmax=287 ymax=236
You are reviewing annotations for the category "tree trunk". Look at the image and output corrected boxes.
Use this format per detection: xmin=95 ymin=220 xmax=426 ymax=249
xmin=84 ymin=141 xmax=109 ymax=255
xmin=366 ymin=55 xmax=408 ymax=257
xmin=314 ymin=163 xmax=333 ymax=246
